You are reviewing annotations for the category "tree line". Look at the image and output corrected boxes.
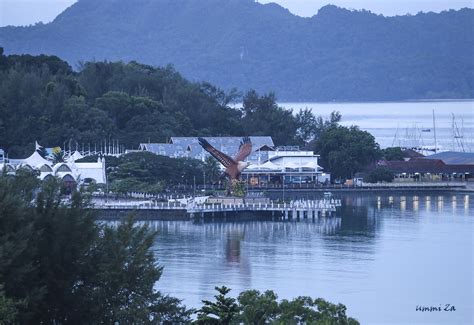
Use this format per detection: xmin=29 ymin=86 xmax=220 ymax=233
xmin=1 ymin=50 xmax=405 ymax=189
xmin=0 ymin=49 xmax=323 ymax=158
xmin=0 ymin=171 xmax=359 ymax=324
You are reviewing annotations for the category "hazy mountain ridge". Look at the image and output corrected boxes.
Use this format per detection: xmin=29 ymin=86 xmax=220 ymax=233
xmin=1 ymin=0 xmax=473 ymax=101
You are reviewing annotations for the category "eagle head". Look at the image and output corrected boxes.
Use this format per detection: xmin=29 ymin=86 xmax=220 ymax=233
xmin=237 ymin=161 xmax=251 ymax=172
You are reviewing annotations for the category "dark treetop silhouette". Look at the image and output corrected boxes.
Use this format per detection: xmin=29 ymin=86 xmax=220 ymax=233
xmin=198 ymin=137 xmax=252 ymax=180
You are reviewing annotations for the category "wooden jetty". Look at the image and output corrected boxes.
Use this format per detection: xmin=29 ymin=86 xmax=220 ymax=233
xmin=94 ymin=198 xmax=342 ymax=220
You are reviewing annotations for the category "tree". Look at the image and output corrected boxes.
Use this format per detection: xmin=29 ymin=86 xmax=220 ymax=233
xmin=0 ymin=174 xmax=191 ymax=324
xmin=241 ymin=90 xmax=298 ymax=146
xmin=382 ymin=147 xmax=404 ymax=161
xmin=196 ymin=286 xmax=240 ymax=324
xmin=0 ymin=170 xmax=42 ymax=323
xmin=295 ymin=108 xmax=318 ymax=145
xmin=365 ymin=168 xmax=394 ymax=183
xmin=204 ymin=156 xmax=221 ymax=185
xmin=277 ymin=296 xmax=359 ymax=325
xmin=309 ymin=125 xmax=381 ymax=180
xmin=51 ymin=147 xmax=64 ymax=163
xmin=0 ymin=285 xmax=18 ymax=324
xmin=84 ymin=216 xmax=191 ymax=324
xmin=237 ymin=290 xmax=279 ymax=324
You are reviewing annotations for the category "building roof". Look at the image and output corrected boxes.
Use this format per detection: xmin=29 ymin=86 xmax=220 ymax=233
xmin=24 ymin=151 xmax=51 ymax=167
xmin=140 ymin=136 xmax=275 ymax=161
xmin=379 ymin=159 xmax=474 ymax=174
xmin=423 ymin=151 xmax=474 ymax=165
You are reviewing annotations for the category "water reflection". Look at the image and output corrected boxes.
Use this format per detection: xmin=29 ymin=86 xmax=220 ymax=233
xmin=98 ymin=192 xmax=473 ymax=324
xmin=413 ymin=196 xmax=419 ymax=212
xmin=438 ymin=195 xmax=444 ymax=213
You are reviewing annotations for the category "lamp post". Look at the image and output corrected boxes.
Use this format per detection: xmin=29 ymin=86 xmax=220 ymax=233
xmin=282 ymin=171 xmax=285 ymax=203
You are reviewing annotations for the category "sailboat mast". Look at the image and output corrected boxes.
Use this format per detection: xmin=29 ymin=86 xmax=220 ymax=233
xmin=432 ymin=109 xmax=437 ymax=154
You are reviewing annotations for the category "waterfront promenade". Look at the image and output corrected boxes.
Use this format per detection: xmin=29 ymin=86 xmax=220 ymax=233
xmin=93 ymin=197 xmax=342 ymax=220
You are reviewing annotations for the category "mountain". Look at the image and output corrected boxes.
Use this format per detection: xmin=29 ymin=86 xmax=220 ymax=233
xmin=1 ymin=0 xmax=473 ymax=101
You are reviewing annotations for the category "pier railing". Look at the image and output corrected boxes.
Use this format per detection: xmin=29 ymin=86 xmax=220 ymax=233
xmin=94 ymin=198 xmax=342 ymax=218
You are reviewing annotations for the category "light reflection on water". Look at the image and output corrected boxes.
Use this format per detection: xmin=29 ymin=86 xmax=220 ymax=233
xmin=103 ymin=193 xmax=473 ymax=324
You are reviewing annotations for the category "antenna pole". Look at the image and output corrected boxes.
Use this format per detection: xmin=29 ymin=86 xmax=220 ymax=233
xmin=433 ymin=109 xmax=437 ymax=154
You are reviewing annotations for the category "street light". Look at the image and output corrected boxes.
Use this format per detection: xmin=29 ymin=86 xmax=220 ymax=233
xmin=282 ymin=172 xmax=285 ymax=203
xmin=203 ymin=169 xmax=206 ymax=192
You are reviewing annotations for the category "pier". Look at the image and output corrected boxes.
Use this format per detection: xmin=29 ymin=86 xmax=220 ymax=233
xmin=94 ymin=198 xmax=342 ymax=220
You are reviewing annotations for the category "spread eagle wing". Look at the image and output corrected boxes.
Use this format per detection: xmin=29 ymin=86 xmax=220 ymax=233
xmin=234 ymin=136 xmax=252 ymax=162
xmin=198 ymin=137 xmax=236 ymax=168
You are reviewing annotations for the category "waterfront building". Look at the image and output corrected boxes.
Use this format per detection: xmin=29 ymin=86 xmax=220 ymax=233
xmin=139 ymin=136 xmax=275 ymax=162
xmin=378 ymin=159 xmax=474 ymax=182
xmin=243 ymin=147 xmax=328 ymax=186
xmin=0 ymin=146 xmax=106 ymax=186
xmin=139 ymin=137 xmax=327 ymax=184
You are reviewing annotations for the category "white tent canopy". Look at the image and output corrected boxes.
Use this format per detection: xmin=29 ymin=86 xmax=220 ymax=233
xmin=24 ymin=151 xmax=51 ymax=167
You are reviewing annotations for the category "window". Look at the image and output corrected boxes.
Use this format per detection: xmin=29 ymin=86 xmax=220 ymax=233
xmin=56 ymin=164 xmax=72 ymax=172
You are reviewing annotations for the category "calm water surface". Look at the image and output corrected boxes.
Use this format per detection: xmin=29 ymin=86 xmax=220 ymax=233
xmin=145 ymin=192 xmax=473 ymax=325
xmin=281 ymin=101 xmax=474 ymax=151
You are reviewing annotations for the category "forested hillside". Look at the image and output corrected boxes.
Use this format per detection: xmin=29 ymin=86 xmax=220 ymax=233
xmin=1 ymin=0 xmax=472 ymax=101
xmin=0 ymin=50 xmax=319 ymax=156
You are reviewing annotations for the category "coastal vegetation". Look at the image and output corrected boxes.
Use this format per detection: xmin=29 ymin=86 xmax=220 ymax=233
xmin=0 ymin=49 xmax=320 ymax=157
xmin=1 ymin=50 xmax=384 ymax=187
xmin=0 ymin=172 xmax=359 ymax=324
xmin=365 ymin=167 xmax=395 ymax=183
xmin=1 ymin=1 xmax=472 ymax=101
xmin=307 ymin=125 xmax=381 ymax=181
xmin=197 ymin=286 xmax=359 ymax=324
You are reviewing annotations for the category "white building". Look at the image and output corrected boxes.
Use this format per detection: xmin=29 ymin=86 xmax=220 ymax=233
xmin=139 ymin=137 xmax=330 ymax=185
xmin=1 ymin=148 xmax=106 ymax=186
xmin=244 ymin=148 xmax=329 ymax=186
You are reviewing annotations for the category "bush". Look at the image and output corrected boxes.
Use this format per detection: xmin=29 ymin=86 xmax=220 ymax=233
xmin=365 ymin=168 xmax=394 ymax=183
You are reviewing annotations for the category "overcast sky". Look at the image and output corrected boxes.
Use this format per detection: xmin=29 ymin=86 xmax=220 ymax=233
xmin=0 ymin=0 xmax=472 ymax=27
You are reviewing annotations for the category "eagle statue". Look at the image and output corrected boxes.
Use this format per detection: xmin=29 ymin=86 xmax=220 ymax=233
xmin=198 ymin=136 xmax=252 ymax=180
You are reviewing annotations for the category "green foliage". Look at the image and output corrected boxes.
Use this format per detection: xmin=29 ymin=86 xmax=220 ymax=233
xmin=0 ymin=285 xmax=18 ymax=324
xmin=297 ymin=110 xmax=342 ymax=146
xmin=309 ymin=125 xmax=381 ymax=180
xmin=231 ymin=180 xmax=247 ymax=198
xmin=204 ymin=156 xmax=221 ymax=185
xmin=241 ymin=90 xmax=298 ymax=145
xmin=108 ymin=152 xmax=206 ymax=193
xmin=365 ymin=168 xmax=395 ymax=183
xmin=52 ymin=149 xmax=64 ymax=164
xmin=1 ymin=3 xmax=472 ymax=101
xmin=1 ymin=173 xmax=359 ymax=324
xmin=84 ymin=216 xmax=193 ymax=323
xmin=197 ymin=287 xmax=360 ymax=325
xmin=277 ymin=296 xmax=359 ymax=325
xmin=0 ymin=51 xmax=325 ymax=156
xmin=0 ymin=174 xmax=191 ymax=324
xmin=237 ymin=290 xmax=279 ymax=324
xmin=197 ymin=286 xmax=240 ymax=324
xmin=382 ymin=147 xmax=404 ymax=161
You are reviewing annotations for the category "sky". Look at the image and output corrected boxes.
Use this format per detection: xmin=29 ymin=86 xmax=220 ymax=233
xmin=0 ymin=0 xmax=472 ymax=27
